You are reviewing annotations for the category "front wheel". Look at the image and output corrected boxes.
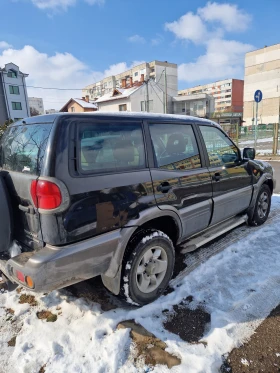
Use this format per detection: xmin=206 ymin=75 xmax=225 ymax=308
xmin=120 ymin=229 xmax=175 ymax=306
xmin=248 ymin=184 xmax=271 ymax=226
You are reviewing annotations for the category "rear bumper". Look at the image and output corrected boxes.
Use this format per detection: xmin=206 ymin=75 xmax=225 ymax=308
xmin=0 ymin=230 xmax=120 ymax=292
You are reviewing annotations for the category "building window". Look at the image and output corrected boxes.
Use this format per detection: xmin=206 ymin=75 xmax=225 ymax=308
xmin=9 ymin=85 xmax=20 ymax=95
xmin=71 ymin=106 xmax=75 ymax=112
xmin=12 ymin=102 xmax=22 ymax=110
xmin=134 ymin=72 xmax=138 ymax=77
xmin=119 ymin=104 xmax=127 ymax=111
xmin=7 ymin=70 xmax=17 ymax=78
xmin=141 ymin=100 xmax=153 ymax=112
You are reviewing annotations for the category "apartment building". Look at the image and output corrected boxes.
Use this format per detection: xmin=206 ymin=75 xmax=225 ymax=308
xmin=243 ymin=44 xmax=280 ymax=125
xmin=178 ymin=79 xmax=244 ymax=115
xmin=0 ymin=63 xmax=30 ymax=123
xmin=83 ymin=60 xmax=178 ymax=113
xmin=29 ymin=97 xmax=44 ymax=115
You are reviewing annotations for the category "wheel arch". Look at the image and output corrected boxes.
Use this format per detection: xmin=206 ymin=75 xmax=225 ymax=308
xmin=101 ymin=207 xmax=182 ymax=295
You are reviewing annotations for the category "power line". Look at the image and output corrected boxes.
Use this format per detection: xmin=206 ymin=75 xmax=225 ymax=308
xmin=149 ymin=81 xmax=164 ymax=105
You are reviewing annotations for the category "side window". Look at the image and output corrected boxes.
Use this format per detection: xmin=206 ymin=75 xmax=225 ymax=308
xmin=78 ymin=122 xmax=145 ymax=173
xmin=149 ymin=123 xmax=202 ymax=170
xmin=200 ymin=125 xmax=239 ymax=167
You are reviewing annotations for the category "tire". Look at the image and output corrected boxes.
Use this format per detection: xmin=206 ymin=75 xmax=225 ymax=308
xmin=248 ymin=184 xmax=271 ymax=226
xmin=119 ymin=229 xmax=175 ymax=306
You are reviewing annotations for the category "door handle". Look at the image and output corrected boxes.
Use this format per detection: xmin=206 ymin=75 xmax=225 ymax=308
xmin=157 ymin=182 xmax=172 ymax=193
xmin=212 ymin=172 xmax=222 ymax=182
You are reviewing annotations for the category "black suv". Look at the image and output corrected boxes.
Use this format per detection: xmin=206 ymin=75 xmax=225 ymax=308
xmin=0 ymin=113 xmax=275 ymax=305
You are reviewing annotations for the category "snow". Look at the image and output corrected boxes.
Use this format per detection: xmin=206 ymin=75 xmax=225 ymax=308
xmin=239 ymin=137 xmax=273 ymax=145
xmin=73 ymin=98 xmax=98 ymax=109
xmin=141 ymin=231 xmax=170 ymax=244
xmin=1 ymin=196 xmax=280 ymax=372
xmin=241 ymin=358 xmax=250 ymax=366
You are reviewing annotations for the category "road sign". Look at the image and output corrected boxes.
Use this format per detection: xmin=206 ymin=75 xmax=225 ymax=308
xmin=254 ymin=90 xmax=263 ymax=103
xmin=254 ymin=90 xmax=262 ymax=147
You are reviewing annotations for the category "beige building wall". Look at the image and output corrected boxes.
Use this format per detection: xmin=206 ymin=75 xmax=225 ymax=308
xmin=243 ymin=44 xmax=280 ymax=125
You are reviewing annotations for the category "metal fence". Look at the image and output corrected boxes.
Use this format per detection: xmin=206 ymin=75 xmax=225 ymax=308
xmin=221 ymin=123 xmax=280 ymax=156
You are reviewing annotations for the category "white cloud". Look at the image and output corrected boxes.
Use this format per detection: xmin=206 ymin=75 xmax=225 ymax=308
xmin=0 ymin=41 xmax=13 ymax=50
xmin=178 ymin=38 xmax=254 ymax=82
xmin=103 ymin=60 xmax=145 ymax=77
xmin=18 ymin=0 xmax=104 ymax=12
xmin=165 ymin=3 xmax=253 ymax=83
xmin=128 ymin=35 xmax=146 ymax=44
xmin=165 ymin=12 xmax=208 ymax=44
xmin=165 ymin=2 xmax=251 ymax=43
xmin=0 ymin=44 xmax=140 ymax=110
xmin=198 ymin=2 xmax=251 ymax=32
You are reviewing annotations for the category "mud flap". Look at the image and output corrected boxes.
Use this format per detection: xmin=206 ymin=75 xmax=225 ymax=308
xmin=101 ymin=265 xmax=122 ymax=295
xmin=0 ymin=173 xmax=13 ymax=253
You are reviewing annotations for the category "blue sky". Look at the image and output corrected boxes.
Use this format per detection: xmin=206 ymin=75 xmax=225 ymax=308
xmin=0 ymin=0 xmax=279 ymax=109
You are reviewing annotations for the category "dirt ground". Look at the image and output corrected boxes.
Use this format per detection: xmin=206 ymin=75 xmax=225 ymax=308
xmin=221 ymin=304 xmax=280 ymax=373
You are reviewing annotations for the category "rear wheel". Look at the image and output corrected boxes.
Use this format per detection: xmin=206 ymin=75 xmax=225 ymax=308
xmin=120 ymin=229 xmax=175 ymax=306
xmin=248 ymin=184 xmax=271 ymax=226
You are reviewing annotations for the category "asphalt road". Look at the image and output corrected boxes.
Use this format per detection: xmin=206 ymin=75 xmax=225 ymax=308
xmin=269 ymin=161 xmax=280 ymax=194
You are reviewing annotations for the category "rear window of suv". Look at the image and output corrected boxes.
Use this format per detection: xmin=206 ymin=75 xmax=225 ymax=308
xmin=0 ymin=124 xmax=52 ymax=175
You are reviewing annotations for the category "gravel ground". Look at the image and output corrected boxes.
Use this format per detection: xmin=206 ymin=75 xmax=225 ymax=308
xmin=221 ymin=304 xmax=280 ymax=373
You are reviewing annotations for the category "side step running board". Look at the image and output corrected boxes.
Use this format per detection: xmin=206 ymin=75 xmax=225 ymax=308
xmin=180 ymin=215 xmax=247 ymax=254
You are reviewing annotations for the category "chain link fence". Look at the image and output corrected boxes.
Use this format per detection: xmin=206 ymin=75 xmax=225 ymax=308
xmin=221 ymin=123 xmax=280 ymax=156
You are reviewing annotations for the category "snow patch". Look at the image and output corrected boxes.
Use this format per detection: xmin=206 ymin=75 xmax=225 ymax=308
xmin=241 ymin=358 xmax=250 ymax=366
xmin=141 ymin=231 xmax=169 ymax=244
xmin=1 ymin=196 xmax=280 ymax=372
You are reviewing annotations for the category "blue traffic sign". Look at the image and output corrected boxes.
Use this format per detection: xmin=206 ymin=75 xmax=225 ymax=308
xmin=254 ymin=90 xmax=263 ymax=103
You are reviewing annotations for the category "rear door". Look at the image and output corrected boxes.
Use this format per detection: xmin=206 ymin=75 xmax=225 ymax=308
xmin=147 ymin=121 xmax=213 ymax=239
xmin=43 ymin=117 xmax=155 ymax=246
xmin=0 ymin=122 xmax=53 ymax=250
xmin=198 ymin=124 xmax=252 ymax=225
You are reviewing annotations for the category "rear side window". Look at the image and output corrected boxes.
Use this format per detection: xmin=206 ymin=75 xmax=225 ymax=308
xmin=78 ymin=122 xmax=146 ymax=174
xmin=0 ymin=124 xmax=52 ymax=175
xmin=149 ymin=123 xmax=201 ymax=170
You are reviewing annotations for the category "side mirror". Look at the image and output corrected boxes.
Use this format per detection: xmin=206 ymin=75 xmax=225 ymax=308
xmin=243 ymin=147 xmax=255 ymax=160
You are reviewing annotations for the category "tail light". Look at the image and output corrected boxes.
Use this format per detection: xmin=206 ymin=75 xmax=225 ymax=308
xmin=31 ymin=180 xmax=62 ymax=210
xmin=16 ymin=270 xmax=25 ymax=283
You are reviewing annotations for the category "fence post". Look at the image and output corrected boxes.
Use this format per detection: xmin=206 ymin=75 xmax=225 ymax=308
xmin=236 ymin=123 xmax=239 ymax=145
xmin=273 ymin=122 xmax=279 ymax=155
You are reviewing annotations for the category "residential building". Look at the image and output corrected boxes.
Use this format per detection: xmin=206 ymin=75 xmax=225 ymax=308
xmin=172 ymin=93 xmax=215 ymax=118
xmin=178 ymin=79 xmax=244 ymax=115
xmin=243 ymin=44 xmax=280 ymax=125
xmin=29 ymin=97 xmax=44 ymax=115
xmin=45 ymin=109 xmax=59 ymax=114
xmin=83 ymin=60 xmax=178 ymax=113
xmin=0 ymin=63 xmax=30 ymax=123
xmin=60 ymin=96 xmax=98 ymax=113
xmin=96 ymin=80 xmax=165 ymax=113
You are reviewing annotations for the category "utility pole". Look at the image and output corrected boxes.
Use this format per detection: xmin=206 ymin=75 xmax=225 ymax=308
xmin=164 ymin=69 xmax=167 ymax=114
xmin=145 ymin=78 xmax=149 ymax=112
